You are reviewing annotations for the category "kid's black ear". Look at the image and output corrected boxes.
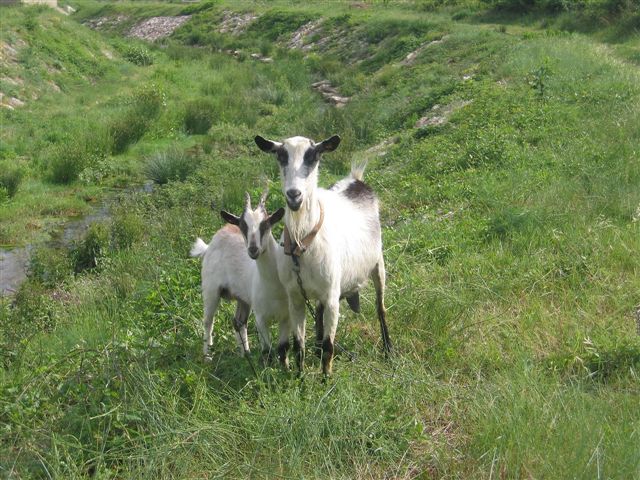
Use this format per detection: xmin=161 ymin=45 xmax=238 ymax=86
xmin=269 ymin=207 xmax=285 ymax=226
xmin=255 ymin=135 xmax=279 ymax=153
xmin=316 ymin=135 xmax=341 ymax=153
xmin=220 ymin=210 xmax=240 ymax=225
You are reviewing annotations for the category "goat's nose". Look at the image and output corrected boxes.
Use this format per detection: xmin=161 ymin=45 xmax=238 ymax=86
xmin=248 ymin=246 xmax=259 ymax=257
xmin=286 ymin=189 xmax=302 ymax=201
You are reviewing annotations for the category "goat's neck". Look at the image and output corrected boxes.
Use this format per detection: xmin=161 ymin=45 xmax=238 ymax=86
xmin=255 ymin=234 xmax=278 ymax=277
xmin=285 ymin=191 xmax=322 ymax=246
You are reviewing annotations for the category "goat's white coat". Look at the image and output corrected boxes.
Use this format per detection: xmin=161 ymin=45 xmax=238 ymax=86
xmin=258 ymin=135 xmax=390 ymax=373
xmin=191 ymin=207 xmax=289 ymax=360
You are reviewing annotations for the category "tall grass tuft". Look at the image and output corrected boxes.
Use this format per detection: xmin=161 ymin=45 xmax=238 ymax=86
xmin=110 ymin=84 xmax=166 ymax=154
xmin=183 ymin=98 xmax=215 ymax=135
xmin=144 ymin=146 xmax=198 ymax=185
xmin=0 ymin=161 xmax=24 ymax=198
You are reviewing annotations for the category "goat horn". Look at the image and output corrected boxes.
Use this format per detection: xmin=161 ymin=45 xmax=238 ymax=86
xmin=259 ymin=190 xmax=268 ymax=206
xmin=244 ymin=192 xmax=252 ymax=210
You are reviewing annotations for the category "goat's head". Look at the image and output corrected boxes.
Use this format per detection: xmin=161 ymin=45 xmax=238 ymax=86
xmin=254 ymin=135 xmax=341 ymax=211
xmin=220 ymin=192 xmax=285 ymax=259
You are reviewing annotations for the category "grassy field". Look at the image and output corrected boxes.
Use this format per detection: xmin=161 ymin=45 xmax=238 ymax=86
xmin=1 ymin=1 xmax=639 ymax=478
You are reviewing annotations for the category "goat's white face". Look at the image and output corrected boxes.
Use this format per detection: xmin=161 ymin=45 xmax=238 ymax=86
xmin=221 ymin=193 xmax=284 ymax=259
xmin=255 ymin=135 xmax=341 ymax=211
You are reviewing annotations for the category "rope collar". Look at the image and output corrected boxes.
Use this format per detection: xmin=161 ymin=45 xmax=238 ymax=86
xmin=283 ymin=202 xmax=324 ymax=257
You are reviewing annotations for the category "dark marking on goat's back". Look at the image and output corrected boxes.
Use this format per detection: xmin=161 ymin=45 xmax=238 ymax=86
xmin=343 ymin=180 xmax=375 ymax=202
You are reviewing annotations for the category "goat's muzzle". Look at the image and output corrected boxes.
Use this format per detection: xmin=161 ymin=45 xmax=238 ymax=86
xmin=248 ymin=246 xmax=259 ymax=259
xmin=286 ymin=189 xmax=302 ymax=211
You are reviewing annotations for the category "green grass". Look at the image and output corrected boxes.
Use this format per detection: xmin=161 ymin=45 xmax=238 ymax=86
xmin=1 ymin=1 xmax=640 ymax=478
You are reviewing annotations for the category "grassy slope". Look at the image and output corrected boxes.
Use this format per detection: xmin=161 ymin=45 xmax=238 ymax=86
xmin=1 ymin=1 xmax=639 ymax=478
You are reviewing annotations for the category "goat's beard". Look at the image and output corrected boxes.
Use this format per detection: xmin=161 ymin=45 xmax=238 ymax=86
xmin=286 ymin=195 xmax=316 ymax=246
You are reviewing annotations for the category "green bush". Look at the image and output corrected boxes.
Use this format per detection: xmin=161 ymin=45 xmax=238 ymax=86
xmin=109 ymin=84 xmax=166 ymax=154
xmin=0 ymin=162 xmax=24 ymax=198
xmin=109 ymin=111 xmax=148 ymax=155
xmin=70 ymin=223 xmax=109 ymax=273
xmin=28 ymin=246 xmax=73 ymax=288
xmin=111 ymin=211 xmax=144 ymax=250
xmin=123 ymin=45 xmax=154 ymax=66
xmin=184 ymin=98 xmax=215 ymax=134
xmin=143 ymin=146 xmax=198 ymax=185
xmin=47 ymin=141 xmax=88 ymax=185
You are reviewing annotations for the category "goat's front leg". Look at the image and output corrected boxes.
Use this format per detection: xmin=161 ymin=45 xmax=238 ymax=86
xmin=288 ymin=294 xmax=307 ymax=373
xmin=255 ymin=314 xmax=273 ymax=366
xmin=277 ymin=313 xmax=291 ymax=369
xmin=322 ymin=289 xmax=341 ymax=376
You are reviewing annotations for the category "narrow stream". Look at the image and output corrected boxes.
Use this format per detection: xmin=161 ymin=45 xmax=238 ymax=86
xmin=0 ymin=183 xmax=153 ymax=296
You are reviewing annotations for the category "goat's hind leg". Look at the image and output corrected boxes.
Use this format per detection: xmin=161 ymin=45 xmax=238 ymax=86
xmin=202 ymin=292 xmax=220 ymax=360
xmin=371 ymin=259 xmax=392 ymax=355
xmin=233 ymin=300 xmax=251 ymax=356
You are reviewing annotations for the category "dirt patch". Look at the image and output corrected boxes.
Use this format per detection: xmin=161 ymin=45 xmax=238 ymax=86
xmin=365 ymin=137 xmax=397 ymax=158
xmin=83 ymin=15 xmax=128 ymax=31
xmin=415 ymin=100 xmax=472 ymax=128
xmin=312 ymin=80 xmax=350 ymax=108
xmin=218 ymin=11 xmax=258 ymax=35
xmin=401 ymin=37 xmax=447 ymax=66
xmin=0 ymin=39 xmax=26 ymax=66
xmin=128 ymin=16 xmax=191 ymax=42
xmin=288 ymin=20 xmax=324 ymax=51
xmin=0 ymin=92 xmax=25 ymax=110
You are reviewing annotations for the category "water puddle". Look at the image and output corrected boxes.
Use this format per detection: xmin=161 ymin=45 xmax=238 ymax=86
xmin=0 ymin=182 xmax=153 ymax=296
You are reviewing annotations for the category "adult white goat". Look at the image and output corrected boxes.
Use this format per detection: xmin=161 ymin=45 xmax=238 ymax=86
xmin=190 ymin=192 xmax=288 ymax=365
xmin=255 ymin=134 xmax=392 ymax=375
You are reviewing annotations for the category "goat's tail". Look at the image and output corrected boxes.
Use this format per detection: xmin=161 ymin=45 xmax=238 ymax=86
xmin=350 ymin=158 xmax=369 ymax=181
xmin=190 ymin=238 xmax=209 ymax=258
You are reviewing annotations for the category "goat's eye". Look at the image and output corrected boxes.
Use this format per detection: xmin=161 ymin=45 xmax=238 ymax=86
xmin=259 ymin=220 xmax=269 ymax=239
xmin=303 ymin=149 xmax=318 ymax=167
xmin=277 ymin=150 xmax=288 ymax=166
xmin=239 ymin=219 xmax=248 ymax=238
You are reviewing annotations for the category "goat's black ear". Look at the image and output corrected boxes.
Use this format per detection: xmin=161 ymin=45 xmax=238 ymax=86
xmin=269 ymin=207 xmax=285 ymax=226
xmin=220 ymin=210 xmax=240 ymax=225
xmin=255 ymin=135 xmax=279 ymax=153
xmin=316 ymin=135 xmax=341 ymax=153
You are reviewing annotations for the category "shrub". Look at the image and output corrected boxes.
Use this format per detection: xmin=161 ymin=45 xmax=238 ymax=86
xmin=123 ymin=45 xmax=154 ymax=66
xmin=70 ymin=223 xmax=109 ymax=273
xmin=111 ymin=211 xmax=144 ymax=250
xmin=0 ymin=162 xmax=24 ymax=198
xmin=184 ymin=98 xmax=215 ymax=134
xmin=28 ymin=246 xmax=73 ymax=288
xmin=143 ymin=146 xmax=197 ymax=185
xmin=47 ymin=141 xmax=88 ymax=184
xmin=109 ymin=84 xmax=166 ymax=154
xmin=109 ymin=111 xmax=148 ymax=155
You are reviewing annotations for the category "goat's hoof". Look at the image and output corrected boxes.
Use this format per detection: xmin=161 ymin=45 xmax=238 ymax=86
xmin=203 ymin=354 xmax=213 ymax=363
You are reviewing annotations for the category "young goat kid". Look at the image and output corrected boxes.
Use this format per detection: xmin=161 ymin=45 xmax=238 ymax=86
xmin=255 ymin=134 xmax=392 ymax=375
xmin=190 ymin=192 xmax=288 ymax=364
